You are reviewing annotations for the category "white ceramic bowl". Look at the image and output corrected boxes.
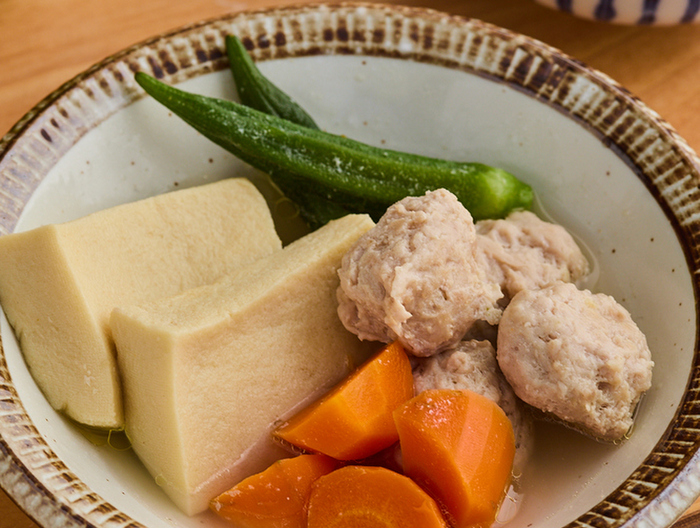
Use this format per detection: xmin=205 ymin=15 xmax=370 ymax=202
xmin=1 ymin=3 xmax=700 ymax=528
xmin=534 ymin=0 xmax=700 ymax=25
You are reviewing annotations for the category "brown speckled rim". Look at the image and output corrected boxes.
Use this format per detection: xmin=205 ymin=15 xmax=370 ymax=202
xmin=2 ymin=3 xmax=700 ymax=528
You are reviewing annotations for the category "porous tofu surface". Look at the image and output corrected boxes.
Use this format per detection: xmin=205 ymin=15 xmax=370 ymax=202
xmin=0 ymin=178 xmax=281 ymax=428
xmin=110 ymin=214 xmax=377 ymax=515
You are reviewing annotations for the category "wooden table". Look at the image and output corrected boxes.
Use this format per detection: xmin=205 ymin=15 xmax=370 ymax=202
xmin=1 ymin=0 xmax=700 ymax=526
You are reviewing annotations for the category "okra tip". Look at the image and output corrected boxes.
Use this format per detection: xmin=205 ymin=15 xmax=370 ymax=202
xmin=134 ymin=71 xmax=158 ymax=93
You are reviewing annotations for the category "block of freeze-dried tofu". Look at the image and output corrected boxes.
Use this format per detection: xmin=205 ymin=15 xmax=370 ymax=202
xmin=0 ymin=178 xmax=281 ymax=429
xmin=110 ymin=214 xmax=377 ymax=515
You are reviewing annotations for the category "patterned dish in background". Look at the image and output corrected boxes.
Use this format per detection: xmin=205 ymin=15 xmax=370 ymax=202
xmin=534 ymin=0 xmax=700 ymax=25
xmin=1 ymin=2 xmax=700 ymax=528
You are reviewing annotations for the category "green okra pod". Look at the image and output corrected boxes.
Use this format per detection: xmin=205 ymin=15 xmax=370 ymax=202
xmin=227 ymin=34 xmax=348 ymax=225
xmin=226 ymin=35 xmax=319 ymax=130
xmin=135 ymin=72 xmax=533 ymax=228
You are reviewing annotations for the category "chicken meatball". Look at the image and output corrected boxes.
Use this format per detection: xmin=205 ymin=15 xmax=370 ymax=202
xmin=497 ymin=282 xmax=653 ymax=441
xmin=337 ymin=189 xmax=502 ymax=357
xmin=413 ymin=339 xmax=533 ymax=473
xmin=476 ymin=211 xmax=589 ymax=302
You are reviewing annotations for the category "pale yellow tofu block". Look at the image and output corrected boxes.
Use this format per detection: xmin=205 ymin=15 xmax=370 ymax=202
xmin=0 ymin=178 xmax=281 ymax=429
xmin=110 ymin=214 xmax=377 ymax=515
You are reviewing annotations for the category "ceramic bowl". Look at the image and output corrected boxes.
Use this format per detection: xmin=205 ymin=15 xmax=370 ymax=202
xmin=534 ymin=0 xmax=700 ymax=25
xmin=2 ymin=3 xmax=700 ymax=528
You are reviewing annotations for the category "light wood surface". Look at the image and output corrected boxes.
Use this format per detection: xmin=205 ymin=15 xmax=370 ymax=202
xmin=1 ymin=0 xmax=700 ymax=526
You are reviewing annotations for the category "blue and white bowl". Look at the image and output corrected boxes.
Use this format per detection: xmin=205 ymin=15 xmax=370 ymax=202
xmin=535 ymin=0 xmax=700 ymax=24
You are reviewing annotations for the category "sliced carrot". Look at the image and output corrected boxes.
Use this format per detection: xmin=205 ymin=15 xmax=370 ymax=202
xmin=209 ymin=454 xmax=338 ymax=528
xmin=274 ymin=341 xmax=413 ymax=460
xmin=307 ymin=465 xmax=447 ymax=528
xmin=393 ymin=389 xmax=515 ymax=528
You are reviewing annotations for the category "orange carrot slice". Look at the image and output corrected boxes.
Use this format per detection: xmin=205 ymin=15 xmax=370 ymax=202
xmin=210 ymin=454 xmax=338 ymax=528
xmin=307 ymin=465 xmax=447 ymax=528
xmin=393 ymin=389 xmax=515 ymax=528
xmin=274 ymin=341 xmax=413 ymax=460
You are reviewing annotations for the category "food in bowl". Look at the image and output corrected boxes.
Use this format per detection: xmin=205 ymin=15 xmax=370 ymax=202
xmin=0 ymin=59 xmax=655 ymax=524
xmin=110 ymin=213 xmax=376 ymax=515
xmin=336 ymin=189 xmax=503 ymax=356
xmin=497 ymin=282 xmax=653 ymax=441
xmin=0 ymin=178 xmax=281 ymax=428
xmin=0 ymin=4 xmax=698 ymax=528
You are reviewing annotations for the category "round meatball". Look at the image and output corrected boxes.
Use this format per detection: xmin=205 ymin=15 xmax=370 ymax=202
xmin=497 ymin=282 xmax=653 ymax=441
xmin=337 ymin=189 xmax=502 ymax=357
xmin=413 ymin=339 xmax=533 ymax=473
xmin=476 ymin=211 xmax=589 ymax=302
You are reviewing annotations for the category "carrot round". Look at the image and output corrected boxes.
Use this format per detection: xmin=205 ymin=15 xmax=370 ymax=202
xmin=307 ymin=465 xmax=447 ymax=528
xmin=209 ymin=454 xmax=338 ymax=528
xmin=393 ymin=389 xmax=515 ymax=528
xmin=274 ymin=341 xmax=413 ymax=460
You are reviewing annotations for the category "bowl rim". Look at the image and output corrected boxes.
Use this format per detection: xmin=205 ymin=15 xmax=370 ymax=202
xmin=1 ymin=3 xmax=700 ymax=528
